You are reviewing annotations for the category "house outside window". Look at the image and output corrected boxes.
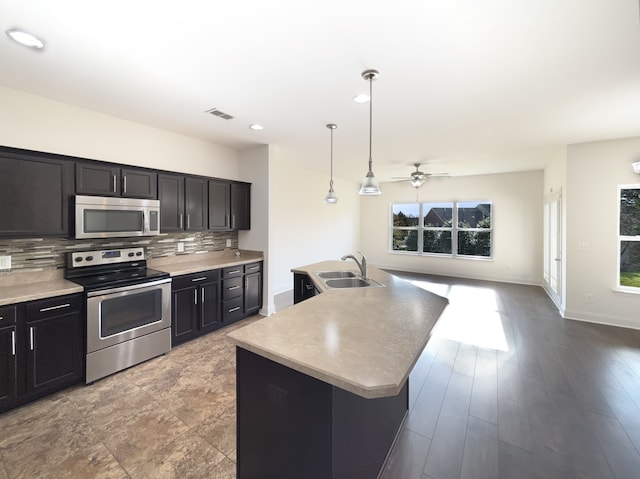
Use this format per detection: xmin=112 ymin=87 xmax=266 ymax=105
xmin=619 ymin=186 xmax=640 ymax=289
xmin=391 ymin=201 xmax=492 ymax=258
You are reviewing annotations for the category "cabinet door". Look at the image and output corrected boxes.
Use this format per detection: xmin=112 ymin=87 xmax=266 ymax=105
xmin=199 ymin=282 xmax=221 ymax=333
xmin=121 ymin=168 xmax=157 ymax=199
xmin=0 ymin=325 xmax=17 ymax=412
xmin=230 ymin=182 xmax=251 ymax=230
xmin=208 ymin=180 xmax=231 ymax=230
xmin=185 ymin=177 xmax=208 ymax=231
xmin=244 ymin=272 xmax=262 ymax=315
xmin=0 ymin=152 xmax=72 ymax=236
xmin=76 ymin=163 xmax=121 ymax=196
xmin=171 ymin=287 xmax=198 ymax=347
xmin=159 ymin=174 xmax=185 ymax=232
xmin=25 ymin=309 xmax=83 ymax=395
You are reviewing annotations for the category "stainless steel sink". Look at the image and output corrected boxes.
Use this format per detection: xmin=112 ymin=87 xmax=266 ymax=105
xmin=316 ymin=271 xmax=357 ymax=279
xmin=323 ymin=277 xmax=384 ymax=289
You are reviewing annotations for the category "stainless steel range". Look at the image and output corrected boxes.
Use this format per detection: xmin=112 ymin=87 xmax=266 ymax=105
xmin=65 ymin=247 xmax=172 ymax=383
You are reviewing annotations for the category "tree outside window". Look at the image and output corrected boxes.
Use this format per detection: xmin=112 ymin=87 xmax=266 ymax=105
xmin=619 ymin=187 xmax=640 ymax=289
xmin=391 ymin=201 xmax=492 ymax=258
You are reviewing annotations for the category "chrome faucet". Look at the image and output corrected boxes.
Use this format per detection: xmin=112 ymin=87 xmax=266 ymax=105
xmin=341 ymin=252 xmax=368 ymax=279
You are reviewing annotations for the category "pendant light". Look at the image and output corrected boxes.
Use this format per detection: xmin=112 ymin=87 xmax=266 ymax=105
xmin=359 ymin=69 xmax=382 ymax=195
xmin=324 ymin=123 xmax=338 ymax=204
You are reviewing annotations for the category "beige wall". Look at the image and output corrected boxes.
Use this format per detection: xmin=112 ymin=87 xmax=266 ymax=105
xmin=0 ymin=86 xmax=240 ymax=179
xmin=565 ymin=137 xmax=640 ymax=329
xmin=360 ymin=171 xmax=544 ymax=285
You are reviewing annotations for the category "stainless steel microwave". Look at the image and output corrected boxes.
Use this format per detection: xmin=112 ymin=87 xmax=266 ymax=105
xmin=75 ymin=195 xmax=160 ymax=239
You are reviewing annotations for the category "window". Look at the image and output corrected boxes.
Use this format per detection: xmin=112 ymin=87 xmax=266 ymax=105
xmin=619 ymin=186 xmax=640 ymax=289
xmin=391 ymin=201 xmax=492 ymax=258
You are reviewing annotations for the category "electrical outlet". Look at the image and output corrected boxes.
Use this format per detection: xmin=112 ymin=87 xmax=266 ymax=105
xmin=578 ymin=242 xmax=590 ymax=251
xmin=0 ymin=256 xmax=11 ymax=270
xmin=585 ymin=293 xmax=593 ymax=303
xmin=177 ymin=242 xmax=185 ymax=253
xmin=226 ymin=239 xmax=232 ymax=247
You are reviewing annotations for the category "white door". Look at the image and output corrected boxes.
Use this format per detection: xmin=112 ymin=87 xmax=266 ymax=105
xmin=543 ymin=191 xmax=562 ymax=308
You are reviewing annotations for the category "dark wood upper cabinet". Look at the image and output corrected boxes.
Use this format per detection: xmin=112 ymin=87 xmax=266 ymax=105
xmin=0 ymin=150 xmax=72 ymax=237
xmin=158 ymin=173 xmax=185 ymax=232
xmin=208 ymin=180 xmax=251 ymax=231
xmin=231 ymin=182 xmax=251 ymax=230
xmin=208 ymin=180 xmax=231 ymax=230
xmin=184 ymin=177 xmax=208 ymax=231
xmin=76 ymin=163 xmax=157 ymax=199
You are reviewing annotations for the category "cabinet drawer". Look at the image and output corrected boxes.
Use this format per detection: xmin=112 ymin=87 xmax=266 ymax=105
xmin=222 ymin=276 xmax=243 ymax=300
xmin=222 ymin=265 xmax=244 ymax=279
xmin=0 ymin=305 xmax=16 ymax=325
xmin=26 ymin=294 xmax=82 ymax=321
xmin=244 ymin=262 xmax=262 ymax=274
xmin=172 ymin=270 xmax=220 ymax=290
xmin=222 ymin=297 xmax=244 ymax=322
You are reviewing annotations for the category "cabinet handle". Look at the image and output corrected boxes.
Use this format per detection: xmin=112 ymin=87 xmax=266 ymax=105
xmin=186 ymin=214 xmax=190 ymax=229
xmin=123 ymin=175 xmax=127 ymax=194
xmin=305 ymin=283 xmax=314 ymax=291
xmin=179 ymin=213 xmax=184 ymax=229
xmin=228 ymin=307 xmax=240 ymax=313
xmin=39 ymin=303 xmax=70 ymax=313
xmin=29 ymin=327 xmax=34 ymax=351
xmin=201 ymin=289 xmax=205 ymax=303
xmin=226 ymin=214 xmax=230 ymax=227
xmin=11 ymin=330 xmax=16 ymax=356
xmin=228 ymin=270 xmax=241 ymax=275
xmin=113 ymin=175 xmax=117 ymax=193
xmin=232 ymin=214 xmax=236 ymax=229
xmin=0 ymin=316 xmax=3 ymax=321
xmin=248 ymin=266 xmax=259 ymax=271
xmin=194 ymin=290 xmax=197 ymax=304
xmin=191 ymin=277 xmax=208 ymax=282
xmin=228 ymin=285 xmax=240 ymax=291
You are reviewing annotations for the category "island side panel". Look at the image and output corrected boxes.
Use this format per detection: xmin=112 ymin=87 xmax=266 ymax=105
xmin=236 ymin=347 xmax=409 ymax=479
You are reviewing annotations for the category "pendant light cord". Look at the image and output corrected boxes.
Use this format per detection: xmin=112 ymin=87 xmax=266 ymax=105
xmin=330 ymin=127 xmax=334 ymax=189
xmin=368 ymin=74 xmax=373 ymax=173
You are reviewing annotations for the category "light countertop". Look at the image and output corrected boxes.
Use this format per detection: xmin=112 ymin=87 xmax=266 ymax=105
xmin=0 ymin=270 xmax=83 ymax=307
xmin=228 ymin=260 xmax=448 ymax=399
xmin=149 ymin=250 xmax=263 ymax=276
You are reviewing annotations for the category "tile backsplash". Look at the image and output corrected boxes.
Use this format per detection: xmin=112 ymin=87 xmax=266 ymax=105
xmin=0 ymin=231 xmax=238 ymax=275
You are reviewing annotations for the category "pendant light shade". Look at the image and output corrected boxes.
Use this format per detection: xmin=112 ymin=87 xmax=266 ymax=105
xmin=359 ymin=69 xmax=382 ymax=196
xmin=324 ymin=124 xmax=338 ymax=204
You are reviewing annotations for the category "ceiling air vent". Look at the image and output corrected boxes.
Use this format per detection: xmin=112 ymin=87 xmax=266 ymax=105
xmin=205 ymin=107 xmax=234 ymax=120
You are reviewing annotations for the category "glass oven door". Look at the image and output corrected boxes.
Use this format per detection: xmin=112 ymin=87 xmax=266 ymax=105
xmin=86 ymin=279 xmax=171 ymax=353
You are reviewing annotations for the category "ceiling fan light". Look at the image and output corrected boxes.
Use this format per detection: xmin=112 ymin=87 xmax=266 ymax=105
xmin=359 ymin=170 xmax=381 ymax=195
xmin=410 ymin=177 xmax=424 ymax=188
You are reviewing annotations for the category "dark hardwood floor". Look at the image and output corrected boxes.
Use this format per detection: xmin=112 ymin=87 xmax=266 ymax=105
xmin=380 ymin=271 xmax=640 ymax=479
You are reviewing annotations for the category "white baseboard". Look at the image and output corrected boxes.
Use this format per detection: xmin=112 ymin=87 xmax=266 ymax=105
xmin=563 ymin=310 xmax=640 ymax=331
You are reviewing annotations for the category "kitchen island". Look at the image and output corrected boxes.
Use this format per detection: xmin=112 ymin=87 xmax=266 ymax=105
xmin=228 ymin=261 xmax=448 ymax=479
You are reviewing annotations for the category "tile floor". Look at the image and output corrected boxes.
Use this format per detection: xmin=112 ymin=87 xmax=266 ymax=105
xmin=0 ymin=318 xmax=259 ymax=479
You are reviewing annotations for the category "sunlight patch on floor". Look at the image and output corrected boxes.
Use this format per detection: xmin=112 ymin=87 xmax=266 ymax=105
xmin=410 ymin=280 xmax=509 ymax=351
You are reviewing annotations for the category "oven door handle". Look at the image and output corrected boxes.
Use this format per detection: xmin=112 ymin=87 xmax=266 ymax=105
xmin=86 ymin=277 xmax=172 ymax=297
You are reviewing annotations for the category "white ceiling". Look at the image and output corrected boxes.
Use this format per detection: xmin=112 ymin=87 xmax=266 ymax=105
xmin=2 ymin=0 xmax=640 ymax=182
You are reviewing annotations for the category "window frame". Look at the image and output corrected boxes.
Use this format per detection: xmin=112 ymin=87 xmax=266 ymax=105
xmin=390 ymin=201 xmax=493 ymax=259
xmin=617 ymin=184 xmax=640 ymax=293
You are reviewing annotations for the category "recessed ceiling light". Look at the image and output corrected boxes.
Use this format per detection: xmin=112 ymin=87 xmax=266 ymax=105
xmin=5 ymin=28 xmax=45 ymax=50
xmin=249 ymin=124 xmax=264 ymax=130
xmin=353 ymin=94 xmax=370 ymax=103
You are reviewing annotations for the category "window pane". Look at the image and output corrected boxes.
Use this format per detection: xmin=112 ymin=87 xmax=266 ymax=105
xmin=458 ymin=231 xmax=491 ymax=256
xmin=423 ymin=203 xmax=453 ymax=227
xmin=423 ymin=230 xmax=452 ymax=254
xmin=458 ymin=202 xmax=492 ymax=228
xmin=620 ymin=241 xmax=640 ymax=287
xmin=392 ymin=229 xmax=418 ymax=252
xmin=393 ymin=204 xmax=420 ymax=227
xmin=620 ymin=189 xmax=640 ymax=236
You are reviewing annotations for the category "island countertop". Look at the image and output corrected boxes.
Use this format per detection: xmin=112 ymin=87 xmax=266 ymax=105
xmin=227 ymin=260 xmax=448 ymax=399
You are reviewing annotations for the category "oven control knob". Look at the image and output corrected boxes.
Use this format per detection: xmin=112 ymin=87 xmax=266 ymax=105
xmin=136 ymin=252 xmax=143 ymax=256
xmin=86 ymin=256 xmax=94 ymax=261
xmin=128 ymin=252 xmax=135 ymax=257
xmin=74 ymin=257 xmax=82 ymax=262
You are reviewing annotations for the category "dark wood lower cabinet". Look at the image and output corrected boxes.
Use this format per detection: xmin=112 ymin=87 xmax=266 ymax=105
xmin=1 ymin=294 xmax=84 ymax=414
xmin=293 ymin=273 xmax=318 ymax=304
xmin=236 ymin=347 xmax=408 ymax=479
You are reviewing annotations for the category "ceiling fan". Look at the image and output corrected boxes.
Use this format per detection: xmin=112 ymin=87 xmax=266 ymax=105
xmin=391 ymin=163 xmax=448 ymax=189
